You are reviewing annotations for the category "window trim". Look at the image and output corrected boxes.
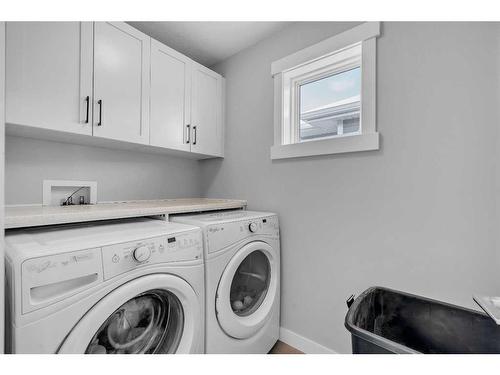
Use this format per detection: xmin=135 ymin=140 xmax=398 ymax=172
xmin=271 ymin=22 xmax=380 ymax=160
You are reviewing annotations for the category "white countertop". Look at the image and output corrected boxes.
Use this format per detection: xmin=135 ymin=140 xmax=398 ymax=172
xmin=5 ymin=198 xmax=247 ymax=229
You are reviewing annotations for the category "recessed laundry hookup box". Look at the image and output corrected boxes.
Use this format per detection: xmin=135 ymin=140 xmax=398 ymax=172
xmin=42 ymin=180 xmax=97 ymax=206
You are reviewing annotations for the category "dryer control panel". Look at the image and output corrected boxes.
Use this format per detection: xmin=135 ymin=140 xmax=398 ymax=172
xmin=102 ymin=229 xmax=202 ymax=280
xmin=206 ymin=215 xmax=279 ymax=253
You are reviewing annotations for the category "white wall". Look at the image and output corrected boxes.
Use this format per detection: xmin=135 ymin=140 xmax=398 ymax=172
xmin=202 ymin=22 xmax=500 ymax=353
xmin=5 ymin=135 xmax=202 ymax=205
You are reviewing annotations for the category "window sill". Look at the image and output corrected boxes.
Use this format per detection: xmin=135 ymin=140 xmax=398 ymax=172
xmin=270 ymin=132 xmax=379 ymax=160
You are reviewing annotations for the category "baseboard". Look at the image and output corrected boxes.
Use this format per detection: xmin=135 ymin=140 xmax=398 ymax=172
xmin=279 ymin=327 xmax=337 ymax=354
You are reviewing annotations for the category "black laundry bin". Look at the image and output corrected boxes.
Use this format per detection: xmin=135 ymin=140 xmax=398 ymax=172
xmin=345 ymin=286 xmax=500 ymax=354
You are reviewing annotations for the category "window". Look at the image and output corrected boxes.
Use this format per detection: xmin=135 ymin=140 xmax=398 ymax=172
xmin=296 ymin=49 xmax=361 ymax=142
xmin=299 ymin=67 xmax=361 ymax=141
xmin=271 ymin=22 xmax=380 ymax=160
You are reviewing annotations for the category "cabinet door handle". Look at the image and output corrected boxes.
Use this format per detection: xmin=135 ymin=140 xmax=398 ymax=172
xmin=186 ymin=124 xmax=190 ymax=144
xmin=97 ymin=100 xmax=103 ymax=126
xmin=193 ymin=126 xmax=197 ymax=145
xmin=85 ymin=96 xmax=90 ymax=124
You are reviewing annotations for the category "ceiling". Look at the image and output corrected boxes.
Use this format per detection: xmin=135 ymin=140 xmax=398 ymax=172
xmin=127 ymin=22 xmax=292 ymax=66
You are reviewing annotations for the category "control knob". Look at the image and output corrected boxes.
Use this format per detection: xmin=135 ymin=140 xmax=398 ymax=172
xmin=133 ymin=245 xmax=151 ymax=263
xmin=248 ymin=222 xmax=258 ymax=233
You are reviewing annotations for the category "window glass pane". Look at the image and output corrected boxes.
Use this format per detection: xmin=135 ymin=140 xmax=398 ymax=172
xmin=299 ymin=67 xmax=361 ymax=141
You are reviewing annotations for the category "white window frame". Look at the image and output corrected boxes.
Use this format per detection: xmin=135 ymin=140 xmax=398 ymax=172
xmin=271 ymin=22 xmax=380 ymax=160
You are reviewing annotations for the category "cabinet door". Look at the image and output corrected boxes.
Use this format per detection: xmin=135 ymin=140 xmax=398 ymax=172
xmin=93 ymin=22 xmax=150 ymax=144
xmin=191 ymin=64 xmax=224 ymax=157
xmin=150 ymin=39 xmax=191 ymax=151
xmin=5 ymin=22 xmax=93 ymax=135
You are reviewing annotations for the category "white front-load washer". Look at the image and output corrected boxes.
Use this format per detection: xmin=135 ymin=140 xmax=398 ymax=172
xmin=172 ymin=210 xmax=280 ymax=353
xmin=5 ymin=218 xmax=205 ymax=354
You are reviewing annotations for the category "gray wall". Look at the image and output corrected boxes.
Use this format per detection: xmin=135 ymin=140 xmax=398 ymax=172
xmin=202 ymin=22 xmax=500 ymax=353
xmin=5 ymin=135 xmax=202 ymax=204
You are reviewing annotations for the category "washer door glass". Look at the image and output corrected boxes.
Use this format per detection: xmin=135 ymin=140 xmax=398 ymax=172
xmin=230 ymin=250 xmax=271 ymax=317
xmin=86 ymin=289 xmax=183 ymax=354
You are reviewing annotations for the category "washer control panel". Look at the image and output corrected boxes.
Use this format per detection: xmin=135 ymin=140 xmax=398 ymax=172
xmin=207 ymin=215 xmax=279 ymax=254
xmin=102 ymin=229 xmax=202 ymax=280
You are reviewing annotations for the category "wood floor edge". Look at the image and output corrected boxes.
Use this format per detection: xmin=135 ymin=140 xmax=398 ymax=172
xmin=269 ymin=340 xmax=304 ymax=354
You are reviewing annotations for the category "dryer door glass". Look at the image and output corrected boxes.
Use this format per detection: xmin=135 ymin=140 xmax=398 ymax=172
xmin=230 ymin=250 xmax=271 ymax=316
xmin=85 ymin=289 xmax=184 ymax=354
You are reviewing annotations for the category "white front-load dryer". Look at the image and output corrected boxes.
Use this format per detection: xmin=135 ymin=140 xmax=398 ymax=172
xmin=172 ymin=210 xmax=280 ymax=353
xmin=5 ymin=218 xmax=205 ymax=354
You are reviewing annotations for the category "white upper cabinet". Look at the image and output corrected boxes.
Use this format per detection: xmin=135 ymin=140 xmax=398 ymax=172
xmin=191 ymin=63 xmax=224 ymax=157
xmin=93 ymin=22 xmax=150 ymax=144
xmin=150 ymin=39 xmax=191 ymax=152
xmin=5 ymin=22 xmax=93 ymax=135
xmin=5 ymin=22 xmax=224 ymax=159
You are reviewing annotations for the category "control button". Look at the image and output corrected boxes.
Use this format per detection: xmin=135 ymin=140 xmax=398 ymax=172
xmin=112 ymin=254 xmax=120 ymax=263
xmin=158 ymin=244 xmax=165 ymax=253
xmin=249 ymin=222 xmax=258 ymax=233
xmin=133 ymin=246 xmax=151 ymax=263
